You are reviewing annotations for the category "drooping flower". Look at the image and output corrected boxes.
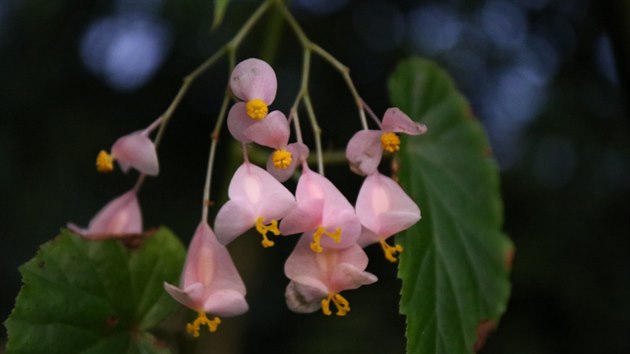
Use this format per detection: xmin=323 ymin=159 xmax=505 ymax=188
xmin=227 ymin=58 xmax=277 ymax=142
xmin=164 ymin=221 xmax=248 ymax=337
xmin=355 ymin=172 xmax=421 ymax=262
xmin=96 ymin=118 xmax=161 ymax=176
xmin=214 ymin=162 xmax=295 ymax=248
xmin=230 ymin=109 xmax=308 ymax=182
xmin=279 ymin=166 xmax=361 ymax=253
xmin=284 ymin=234 xmax=377 ymax=316
xmin=67 ymin=189 xmax=142 ymax=239
xmin=346 ymin=107 xmax=427 ymax=175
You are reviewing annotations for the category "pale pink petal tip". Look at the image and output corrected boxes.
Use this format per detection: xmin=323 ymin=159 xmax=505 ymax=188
xmin=382 ymin=107 xmax=427 ymax=135
xmin=243 ymin=110 xmax=289 ymax=148
xmin=345 ymin=130 xmax=382 ymax=176
xmin=67 ymin=189 xmax=142 ymax=240
xmin=230 ymin=58 xmax=277 ymax=104
xmin=111 ymin=132 xmax=159 ymax=176
xmin=227 ymin=102 xmax=254 ymax=143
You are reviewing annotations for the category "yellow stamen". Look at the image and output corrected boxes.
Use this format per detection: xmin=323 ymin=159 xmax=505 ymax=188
xmin=255 ymin=216 xmax=280 ymax=248
xmin=379 ymin=239 xmax=404 ymax=263
xmin=321 ymin=293 xmax=351 ymax=316
xmin=380 ymin=132 xmax=401 ymax=153
xmin=96 ymin=150 xmax=114 ymax=173
xmin=246 ymin=98 xmax=268 ymax=120
xmin=186 ymin=312 xmax=221 ymax=337
xmin=310 ymin=226 xmax=342 ymax=253
xmin=272 ymin=149 xmax=292 ymax=169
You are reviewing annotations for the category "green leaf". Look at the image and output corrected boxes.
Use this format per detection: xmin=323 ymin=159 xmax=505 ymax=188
xmin=4 ymin=227 xmax=186 ymax=354
xmin=389 ymin=58 xmax=513 ymax=354
xmin=212 ymin=0 xmax=230 ymax=30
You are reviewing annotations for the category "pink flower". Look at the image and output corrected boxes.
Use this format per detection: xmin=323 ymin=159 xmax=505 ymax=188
xmin=67 ymin=189 xmax=142 ymax=240
xmin=227 ymin=58 xmax=277 ymax=142
xmin=284 ymin=234 xmax=377 ymax=316
xmin=96 ymin=118 xmax=160 ymax=176
xmin=346 ymin=107 xmax=427 ymax=175
xmin=355 ymin=172 xmax=421 ymax=262
xmin=279 ymin=166 xmax=361 ymax=253
xmin=214 ymin=162 xmax=295 ymax=248
xmin=164 ymin=221 xmax=248 ymax=337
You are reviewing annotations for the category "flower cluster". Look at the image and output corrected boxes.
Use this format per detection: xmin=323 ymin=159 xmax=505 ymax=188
xmin=68 ymin=58 xmax=426 ymax=337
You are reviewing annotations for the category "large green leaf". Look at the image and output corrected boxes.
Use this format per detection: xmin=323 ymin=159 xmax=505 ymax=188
xmin=389 ymin=58 xmax=512 ymax=354
xmin=4 ymin=227 xmax=185 ymax=354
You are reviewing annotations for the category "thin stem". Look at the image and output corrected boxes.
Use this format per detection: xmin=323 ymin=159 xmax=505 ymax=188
xmin=303 ymin=94 xmax=323 ymax=174
xmin=201 ymin=87 xmax=231 ymax=222
xmin=361 ymin=99 xmax=382 ymax=128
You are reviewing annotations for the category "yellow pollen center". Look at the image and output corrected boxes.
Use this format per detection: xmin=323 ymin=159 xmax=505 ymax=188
xmin=379 ymin=239 xmax=404 ymax=263
xmin=246 ymin=98 xmax=268 ymax=120
xmin=310 ymin=226 xmax=342 ymax=253
xmin=272 ymin=149 xmax=292 ymax=169
xmin=186 ymin=312 xmax=221 ymax=337
xmin=380 ymin=132 xmax=401 ymax=153
xmin=96 ymin=150 xmax=114 ymax=173
xmin=255 ymin=216 xmax=281 ymax=248
xmin=321 ymin=293 xmax=351 ymax=316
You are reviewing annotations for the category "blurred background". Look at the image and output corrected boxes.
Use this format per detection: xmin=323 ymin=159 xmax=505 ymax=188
xmin=1 ymin=0 xmax=628 ymax=353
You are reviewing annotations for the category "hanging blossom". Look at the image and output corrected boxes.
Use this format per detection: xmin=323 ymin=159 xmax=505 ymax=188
xmin=279 ymin=166 xmax=361 ymax=253
xmin=284 ymin=234 xmax=377 ymax=316
xmin=355 ymin=172 xmax=421 ymax=262
xmin=346 ymin=108 xmax=427 ymax=176
xmin=96 ymin=117 xmax=161 ymax=176
xmin=67 ymin=189 xmax=142 ymax=240
xmin=214 ymin=162 xmax=295 ymax=248
xmin=227 ymin=58 xmax=277 ymax=142
xmin=164 ymin=221 xmax=248 ymax=337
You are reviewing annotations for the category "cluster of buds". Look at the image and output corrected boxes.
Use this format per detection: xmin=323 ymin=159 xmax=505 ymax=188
xmin=68 ymin=58 xmax=427 ymax=337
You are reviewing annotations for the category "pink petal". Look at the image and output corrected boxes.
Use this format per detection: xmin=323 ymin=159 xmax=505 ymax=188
xmin=230 ymin=58 xmax=277 ymax=104
xmin=68 ymin=189 xmax=142 ymax=239
xmin=355 ymin=172 xmax=420 ymax=239
xmin=345 ymin=130 xmax=382 ymax=176
xmin=285 ymin=279 xmax=328 ymax=314
xmin=185 ymin=222 xmax=247 ymax=296
xmin=266 ymin=142 xmax=309 ymax=182
xmin=284 ymin=233 xmax=325 ymax=281
xmin=111 ymin=132 xmax=159 ymax=176
xmin=214 ymin=200 xmax=255 ymax=245
xmin=329 ymin=262 xmax=378 ymax=294
xmin=243 ymin=110 xmax=289 ymax=149
xmin=227 ymin=103 xmax=255 ymax=143
xmin=278 ymin=199 xmax=324 ymax=236
xmin=317 ymin=209 xmax=361 ymax=250
xmin=227 ymin=163 xmax=295 ymax=220
xmin=357 ymin=227 xmax=380 ymax=248
xmin=203 ymin=289 xmax=249 ymax=317
xmin=381 ymin=107 xmax=427 ymax=135
xmin=163 ymin=282 xmax=204 ymax=312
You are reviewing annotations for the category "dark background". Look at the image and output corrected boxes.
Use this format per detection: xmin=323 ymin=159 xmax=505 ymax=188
xmin=1 ymin=0 xmax=628 ymax=353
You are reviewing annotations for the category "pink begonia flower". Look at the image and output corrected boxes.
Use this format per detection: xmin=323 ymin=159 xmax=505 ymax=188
xmin=284 ymin=234 xmax=377 ymax=316
xmin=96 ymin=118 xmax=160 ymax=176
xmin=234 ymin=108 xmax=309 ymax=182
xmin=214 ymin=162 xmax=295 ymax=248
xmin=67 ymin=189 xmax=142 ymax=240
xmin=164 ymin=221 xmax=248 ymax=337
xmin=279 ymin=166 xmax=361 ymax=253
xmin=346 ymin=107 xmax=427 ymax=175
xmin=355 ymin=172 xmax=421 ymax=262
xmin=227 ymin=58 xmax=277 ymax=141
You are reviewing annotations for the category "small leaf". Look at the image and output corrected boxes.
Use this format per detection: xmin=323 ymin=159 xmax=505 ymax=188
xmin=4 ymin=227 xmax=185 ymax=354
xmin=212 ymin=0 xmax=230 ymax=30
xmin=389 ymin=58 xmax=512 ymax=354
